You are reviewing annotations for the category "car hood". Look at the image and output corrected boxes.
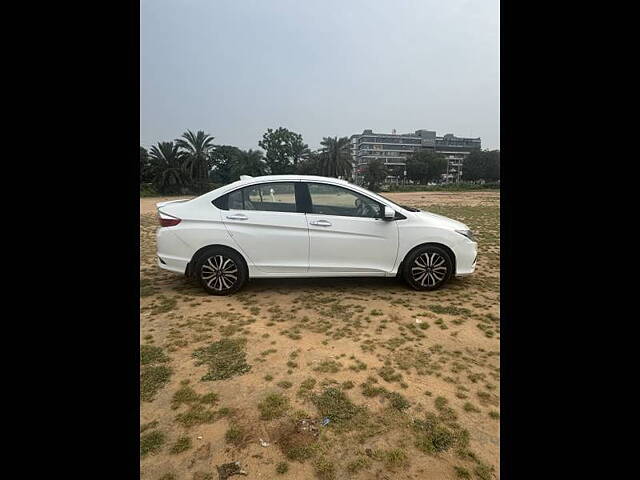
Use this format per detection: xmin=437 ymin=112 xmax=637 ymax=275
xmin=412 ymin=210 xmax=469 ymax=230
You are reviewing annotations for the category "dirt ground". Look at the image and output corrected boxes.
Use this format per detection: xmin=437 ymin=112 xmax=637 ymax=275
xmin=140 ymin=191 xmax=500 ymax=480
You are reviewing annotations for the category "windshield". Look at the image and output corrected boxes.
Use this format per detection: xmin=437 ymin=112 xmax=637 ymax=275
xmin=356 ymin=185 xmax=421 ymax=212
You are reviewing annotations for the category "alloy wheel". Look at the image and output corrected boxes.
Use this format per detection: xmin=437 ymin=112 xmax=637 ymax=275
xmin=200 ymin=255 xmax=238 ymax=292
xmin=411 ymin=252 xmax=448 ymax=287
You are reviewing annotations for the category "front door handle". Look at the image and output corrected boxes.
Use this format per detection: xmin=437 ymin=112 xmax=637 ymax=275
xmin=226 ymin=214 xmax=248 ymax=220
xmin=310 ymin=219 xmax=332 ymax=227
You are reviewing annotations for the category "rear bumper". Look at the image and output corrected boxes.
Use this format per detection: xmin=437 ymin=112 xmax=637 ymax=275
xmin=157 ymin=227 xmax=191 ymax=274
xmin=157 ymin=254 xmax=188 ymax=274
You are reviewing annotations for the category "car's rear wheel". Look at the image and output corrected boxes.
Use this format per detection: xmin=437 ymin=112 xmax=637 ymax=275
xmin=195 ymin=248 xmax=247 ymax=295
xmin=403 ymin=245 xmax=453 ymax=291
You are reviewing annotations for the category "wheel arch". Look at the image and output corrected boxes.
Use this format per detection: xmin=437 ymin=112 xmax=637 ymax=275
xmin=185 ymin=244 xmax=249 ymax=278
xmin=396 ymin=242 xmax=457 ymax=277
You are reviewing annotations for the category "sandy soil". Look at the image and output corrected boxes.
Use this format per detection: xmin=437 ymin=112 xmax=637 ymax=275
xmin=140 ymin=191 xmax=500 ymax=480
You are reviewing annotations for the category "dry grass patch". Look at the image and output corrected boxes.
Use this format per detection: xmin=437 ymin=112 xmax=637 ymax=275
xmin=192 ymin=338 xmax=251 ymax=381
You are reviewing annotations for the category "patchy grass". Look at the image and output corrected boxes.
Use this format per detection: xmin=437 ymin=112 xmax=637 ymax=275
xmin=192 ymin=338 xmax=251 ymax=381
xmin=258 ymin=393 xmax=290 ymax=420
xmin=225 ymin=424 xmax=249 ymax=447
xmin=140 ymin=420 xmax=158 ymax=433
xmin=313 ymin=359 xmax=342 ymax=373
xmin=463 ymin=402 xmax=481 ymax=413
xmin=312 ymin=387 xmax=364 ymax=426
xmin=274 ymin=418 xmax=319 ymax=462
xmin=140 ymin=344 xmax=172 ymax=402
xmin=474 ymin=463 xmax=495 ymax=480
xmin=140 ymin=365 xmax=172 ymax=402
xmin=297 ymin=378 xmax=317 ymax=400
xmin=313 ymin=456 xmax=336 ymax=480
xmin=379 ymin=365 xmax=403 ymax=383
xmin=171 ymin=386 xmax=200 ymax=408
xmin=174 ymin=404 xmax=227 ymax=428
xmin=386 ymin=391 xmax=411 ymax=411
xmin=140 ymin=194 xmax=500 ymax=478
xmin=171 ymin=386 xmax=219 ymax=410
xmin=454 ymin=465 xmax=472 ymax=478
xmin=429 ymin=305 xmax=471 ymax=316
xmin=151 ymin=295 xmax=177 ymax=315
xmin=169 ymin=436 xmax=192 ymax=454
xmin=381 ymin=448 xmax=409 ymax=470
xmin=140 ymin=430 xmax=165 ymax=457
xmin=412 ymin=408 xmax=471 ymax=456
xmin=200 ymin=392 xmax=219 ymax=405
xmin=140 ymin=345 xmax=169 ymax=365
xmin=346 ymin=457 xmax=370 ymax=474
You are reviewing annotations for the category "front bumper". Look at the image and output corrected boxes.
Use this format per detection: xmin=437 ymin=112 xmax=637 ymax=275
xmin=454 ymin=241 xmax=477 ymax=277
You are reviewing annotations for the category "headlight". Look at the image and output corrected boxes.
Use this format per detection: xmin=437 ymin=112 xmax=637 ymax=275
xmin=455 ymin=229 xmax=476 ymax=242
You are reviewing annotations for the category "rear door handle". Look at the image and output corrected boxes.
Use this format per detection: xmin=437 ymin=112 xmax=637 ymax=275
xmin=226 ymin=214 xmax=248 ymax=220
xmin=310 ymin=219 xmax=332 ymax=227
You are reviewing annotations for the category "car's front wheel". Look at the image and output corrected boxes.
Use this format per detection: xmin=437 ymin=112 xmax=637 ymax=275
xmin=403 ymin=245 xmax=453 ymax=291
xmin=195 ymin=248 xmax=247 ymax=295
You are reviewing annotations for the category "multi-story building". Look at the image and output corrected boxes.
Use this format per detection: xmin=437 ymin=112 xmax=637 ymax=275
xmin=350 ymin=129 xmax=481 ymax=184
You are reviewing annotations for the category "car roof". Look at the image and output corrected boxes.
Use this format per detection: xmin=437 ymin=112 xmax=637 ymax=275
xmin=230 ymin=174 xmax=354 ymax=187
xmin=197 ymin=175 xmax=409 ymax=215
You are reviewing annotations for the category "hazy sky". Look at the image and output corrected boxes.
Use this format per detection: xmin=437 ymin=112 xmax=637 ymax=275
xmin=141 ymin=0 xmax=499 ymax=151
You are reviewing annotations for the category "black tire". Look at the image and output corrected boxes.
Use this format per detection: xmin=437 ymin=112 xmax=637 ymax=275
xmin=403 ymin=245 xmax=453 ymax=291
xmin=194 ymin=248 xmax=247 ymax=295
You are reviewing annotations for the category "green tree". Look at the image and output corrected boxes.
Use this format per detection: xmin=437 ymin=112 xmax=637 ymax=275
xmin=363 ymin=159 xmax=388 ymax=191
xmin=140 ymin=146 xmax=156 ymax=183
xmin=230 ymin=149 xmax=268 ymax=179
xmin=296 ymin=152 xmax=323 ymax=175
xmin=149 ymin=142 xmax=188 ymax=194
xmin=209 ymin=145 xmax=243 ymax=184
xmin=406 ymin=150 xmax=448 ymax=183
xmin=258 ymin=127 xmax=307 ymax=174
xmin=290 ymin=136 xmax=311 ymax=167
xmin=176 ymin=130 xmax=216 ymax=182
xmin=462 ymin=150 xmax=500 ymax=182
xmin=319 ymin=136 xmax=352 ymax=178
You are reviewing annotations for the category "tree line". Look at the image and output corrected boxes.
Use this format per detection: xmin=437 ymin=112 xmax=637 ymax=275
xmin=140 ymin=128 xmax=353 ymax=194
xmin=140 ymin=127 xmax=499 ymax=194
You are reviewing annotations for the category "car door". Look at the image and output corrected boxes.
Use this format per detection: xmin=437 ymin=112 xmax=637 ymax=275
xmin=304 ymin=182 xmax=399 ymax=274
xmin=221 ymin=181 xmax=309 ymax=274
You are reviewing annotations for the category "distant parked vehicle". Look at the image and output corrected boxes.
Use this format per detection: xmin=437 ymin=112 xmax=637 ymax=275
xmin=156 ymin=175 xmax=477 ymax=295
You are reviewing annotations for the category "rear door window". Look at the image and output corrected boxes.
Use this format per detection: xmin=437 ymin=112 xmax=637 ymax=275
xmin=228 ymin=182 xmax=297 ymax=213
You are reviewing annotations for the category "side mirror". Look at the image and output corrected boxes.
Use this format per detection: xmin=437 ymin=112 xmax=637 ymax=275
xmin=383 ymin=206 xmax=396 ymax=220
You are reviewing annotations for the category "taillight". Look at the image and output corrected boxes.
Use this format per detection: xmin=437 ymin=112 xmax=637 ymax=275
xmin=159 ymin=217 xmax=181 ymax=227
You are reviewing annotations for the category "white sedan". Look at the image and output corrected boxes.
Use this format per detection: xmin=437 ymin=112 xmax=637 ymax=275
xmin=156 ymin=175 xmax=477 ymax=295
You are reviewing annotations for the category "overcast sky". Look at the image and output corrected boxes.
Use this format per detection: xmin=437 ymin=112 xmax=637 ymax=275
xmin=141 ymin=0 xmax=499 ymax=151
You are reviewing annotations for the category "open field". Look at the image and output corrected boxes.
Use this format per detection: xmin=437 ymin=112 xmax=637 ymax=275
xmin=140 ymin=191 xmax=500 ymax=480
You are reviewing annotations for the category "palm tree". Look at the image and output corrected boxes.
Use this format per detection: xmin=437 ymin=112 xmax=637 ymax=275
xmin=140 ymin=146 xmax=156 ymax=184
xmin=230 ymin=149 xmax=268 ymax=179
xmin=149 ymin=142 xmax=188 ymax=194
xmin=296 ymin=151 xmax=322 ymax=175
xmin=176 ymin=130 xmax=215 ymax=182
xmin=319 ymin=136 xmax=352 ymax=179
